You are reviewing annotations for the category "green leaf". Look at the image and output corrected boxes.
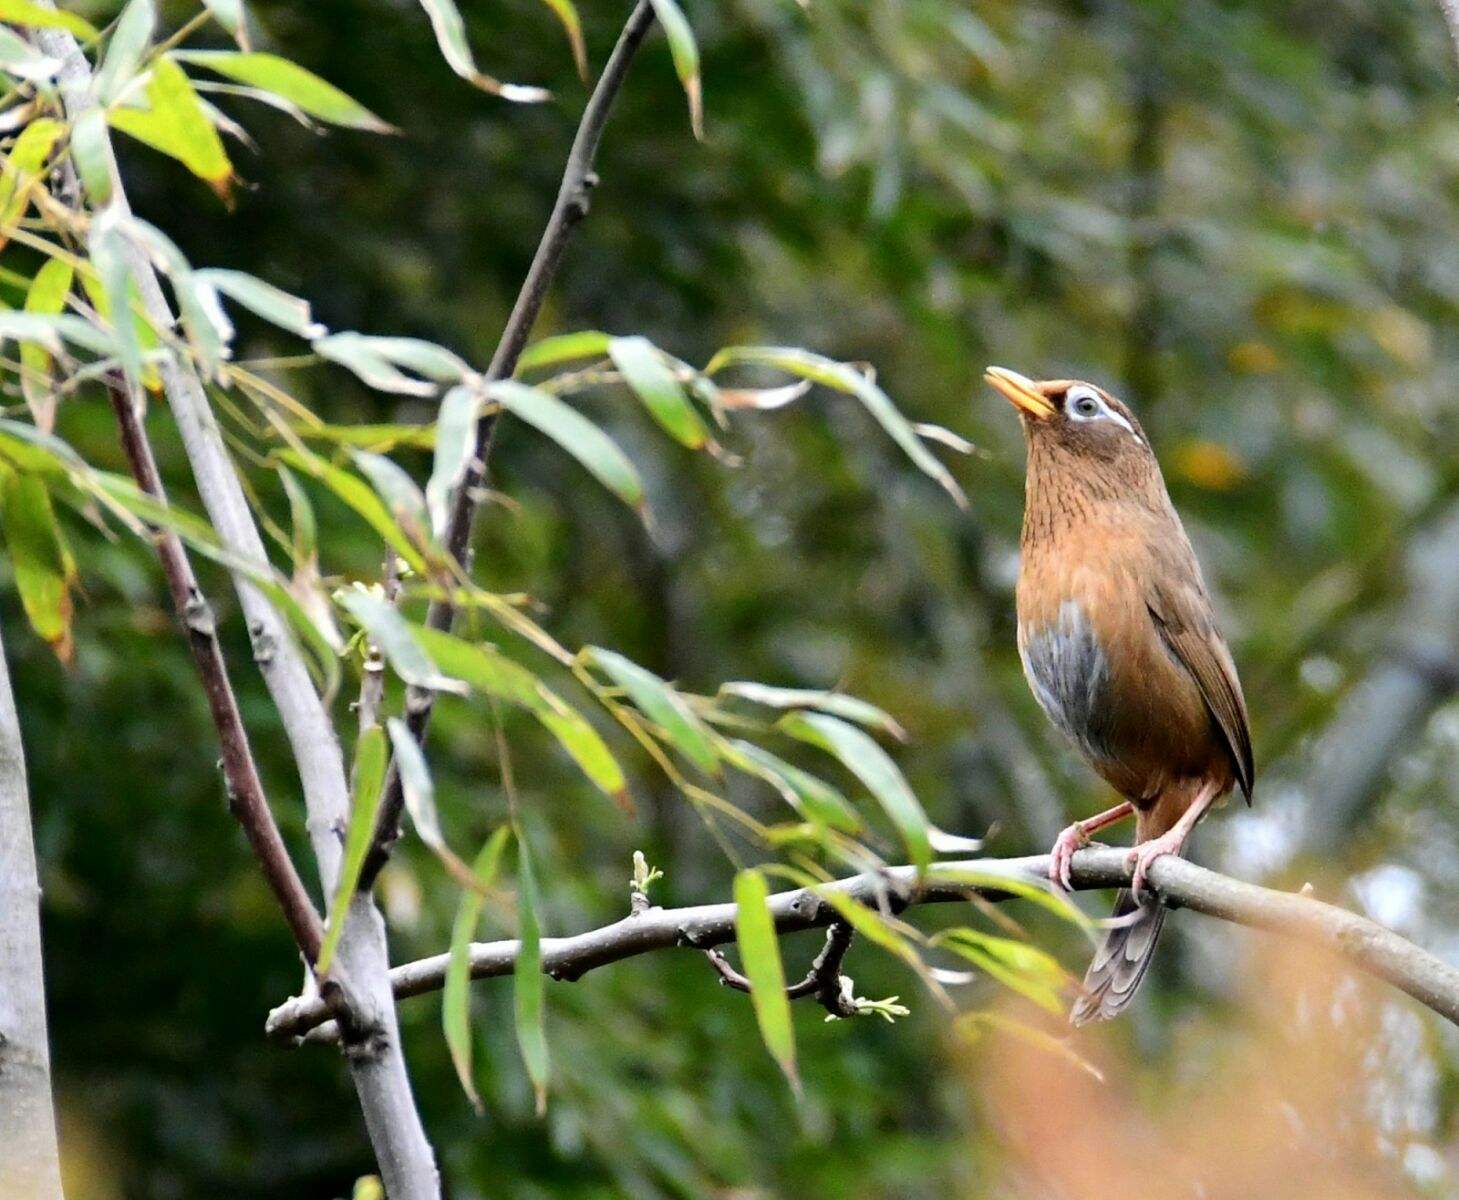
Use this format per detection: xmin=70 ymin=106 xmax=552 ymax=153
xmin=356 ymin=336 xmax=471 ymax=384
xmin=199 ymin=0 xmax=246 ymax=44
xmin=646 ymin=0 xmax=702 ymax=139
xmin=535 ymin=0 xmax=586 ymax=80
xmin=733 ymin=870 xmax=797 ymax=1089
xmin=720 ymin=681 xmax=907 ymax=741
xmin=0 ymin=27 xmax=62 ymax=82
xmin=515 ymin=329 xmax=611 ymax=374
xmin=387 ymin=716 xmax=450 ymax=856
xmin=289 ymin=422 xmax=437 ymax=452
xmin=313 ymin=331 xmax=444 ymax=397
xmin=779 ymin=711 xmax=930 ymax=871
xmin=586 ymin=646 xmax=718 ymax=775
xmin=0 ymin=418 xmax=82 ymax=479
xmin=1 ymin=471 xmax=73 ymax=660
xmin=443 ymin=824 xmax=511 ymax=1111
xmin=95 ymin=0 xmax=155 ymax=103
xmin=193 ymin=268 xmax=325 ymax=337
xmin=413 ymin=625 xmax=629 ymax=808
xmin=108 ymin=57 xmax=234 ymax=197
xmin=276 ymin=446 xmax=428 ymax=574
xmin=0 ymin=117 xmax=62 ymax=229
xmin=351 ymin=1177 xmax=384 ymax=1200
xmin=932 ymin=928 xmax=1068 ymax=1014
xmin=513 ymin=825 xmax=549 ymax=1114
xmin=426 ymin=384 xmax=479 ymax=538
xmin=0 ymin=0 xmax=97 ymax=38
xmin=79 ymin=248 xmax=163 ymax=394
xmin=925 ymin=866 xmax=1094 ymax=935
xmin=69 ymin=109 xmax=113 ymax=206
xmin=608 ymin=335 xmax=709 ymax=449
xmin=810 ymin=887 xmax=927 ymax=976
xmin=87 ymin=209 xmax=144 ymax=386
xmin=0 ymin=310 xmax=117 ymax=359
xmin=20 ymin=259 xmax=73 ymax=433
xmin=277 ymin=464 xmax=317 ymax=570
xmin=338 ymin=589 xmax=466 ymax=694
xmin=351 ymin=450 xmax=431 ymax=545
xmin=123 ymin=217 xmax=229 ymax=373
xmin=723 ymin=739 xmax=860 ymax=833
xmin=174 ymin=51 xmax=393 ymax=132
xmin=315 ymin=724 xmax=387 ymax=974
xmin=705 ymin=346 xmax=968 ymax=508
xmin=416 ymin=0 xmax=550 ymax=102
xmin=486 ymin=380 xmax=645 ymax=513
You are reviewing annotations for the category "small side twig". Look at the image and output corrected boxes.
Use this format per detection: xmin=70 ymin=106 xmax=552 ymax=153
xmin=704 ymin=921 xmax=859 ymax=1018
xmin=357 ymin=0 xmax=660 ymax=891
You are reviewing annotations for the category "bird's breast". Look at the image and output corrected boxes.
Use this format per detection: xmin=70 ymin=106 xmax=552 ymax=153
xmin=1017 ymin=599 xmax=1115 ymax=766
xmin=1015 ymin=522 xmax=1223 ymax=800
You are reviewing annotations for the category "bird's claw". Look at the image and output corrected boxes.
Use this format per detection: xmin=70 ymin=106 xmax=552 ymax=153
xmin=1124 ymin=831 xmax=1184 ymax=902
xmin=1048 ymin=823 xmax=1089 ymax=892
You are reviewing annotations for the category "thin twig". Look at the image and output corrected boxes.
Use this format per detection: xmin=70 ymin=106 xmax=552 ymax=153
xmin=704 ymin=921 xmax=859 ymax=1018
xmin=268 ymin=847 xmax=1459 ymax=1043
xmin=358 ymin=0 xmax=660 ymax=890
xmin=105 ymin=377 xmax=326 ymax=963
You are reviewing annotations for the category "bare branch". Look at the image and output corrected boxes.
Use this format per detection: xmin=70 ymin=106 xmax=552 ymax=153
xmin=704 ymin=921 xmax=860 ymax=1018
xmin=106 ymin=377 xmax=326 ymax=963
xmin=268 ymin=847 xmax=1459 ymax=1044
xmin=0 ymin=612 xmax=64 ymax=1199
xmin=359 ymin=0 xmax=660 ymax=889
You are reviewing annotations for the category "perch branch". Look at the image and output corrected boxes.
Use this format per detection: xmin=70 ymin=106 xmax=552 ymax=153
xmin=267 ymin=847 xmax=1459 ymax=1042
xmin=358 ymin=0 xmax=659 ymax=889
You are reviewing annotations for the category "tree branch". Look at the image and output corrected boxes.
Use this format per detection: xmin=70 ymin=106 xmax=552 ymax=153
xmin=106 ymin=378 xmax=325 ymax=963
xmin=35 ymin=21 xmax=440 ymax=1198
xmin=358 ymin=0 xmax=659 ymax=889
xmin=268 ymin=847 xmax=1459 ymax=1043
xmin=0 ymin=611 xmax=64 ymax=1200
xmin=704 ymin=921 xmax=861 ymax=1018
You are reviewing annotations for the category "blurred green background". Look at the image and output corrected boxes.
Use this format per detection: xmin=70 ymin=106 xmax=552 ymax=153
xmin=14 ymin=0 xmax=1459 ymax=1194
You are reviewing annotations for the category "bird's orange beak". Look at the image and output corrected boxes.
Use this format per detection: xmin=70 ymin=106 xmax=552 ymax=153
xmin=984 ymin=366 xmax=1056 ymax=420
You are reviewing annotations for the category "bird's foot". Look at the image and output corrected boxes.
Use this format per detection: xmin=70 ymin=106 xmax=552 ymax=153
xmin=1124 ymin=831 xmax=1185 ymax=901
xmin=1048 ymin=823 xmax=1090 ymax=892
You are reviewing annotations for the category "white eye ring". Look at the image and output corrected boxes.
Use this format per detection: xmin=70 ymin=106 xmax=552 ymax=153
xmin=1064 ymin=384 xmax=1144 ymax=444
xmin=1066 ymin=386 xmax=1104 ymax=419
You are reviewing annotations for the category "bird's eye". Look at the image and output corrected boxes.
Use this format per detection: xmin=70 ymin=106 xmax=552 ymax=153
xmin=1068 ymin=392 xmax=1102 ymax=418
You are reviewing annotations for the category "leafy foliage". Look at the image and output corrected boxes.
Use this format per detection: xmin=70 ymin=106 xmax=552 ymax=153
xmin=5 ymin=0 xmax=1459 ymax=1196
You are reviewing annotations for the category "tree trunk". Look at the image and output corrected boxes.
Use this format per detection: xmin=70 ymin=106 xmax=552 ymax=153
xmin=0 ymin=609 xmax=65 ymax=1199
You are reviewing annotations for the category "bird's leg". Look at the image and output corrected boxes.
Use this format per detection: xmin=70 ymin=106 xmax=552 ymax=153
xmin=1049 ymin=801 xmax=1134 ymax=890
xmin=1126 ymin=781 xmax=1222 ymax=900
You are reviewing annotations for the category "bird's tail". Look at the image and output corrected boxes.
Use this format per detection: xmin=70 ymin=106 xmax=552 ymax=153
xmin=1069 ymin=887 xmax=1166 ymax=1025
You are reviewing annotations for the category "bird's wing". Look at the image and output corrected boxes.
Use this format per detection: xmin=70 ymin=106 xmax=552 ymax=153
xmin=1146 ymin=576 xmax=1255 ymax=800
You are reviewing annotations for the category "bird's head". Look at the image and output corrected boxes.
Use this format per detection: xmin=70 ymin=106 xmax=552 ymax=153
xmin=984 ymin=366 xmax=1154 ymax=476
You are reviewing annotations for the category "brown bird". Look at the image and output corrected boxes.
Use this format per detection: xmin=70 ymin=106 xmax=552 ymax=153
xmin=985 ymin=366 xmax=1254 ymax=1024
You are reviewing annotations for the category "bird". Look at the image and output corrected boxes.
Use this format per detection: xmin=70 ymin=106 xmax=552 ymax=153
xmin=985 ymin=366 xmax=1254 ymax=1024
